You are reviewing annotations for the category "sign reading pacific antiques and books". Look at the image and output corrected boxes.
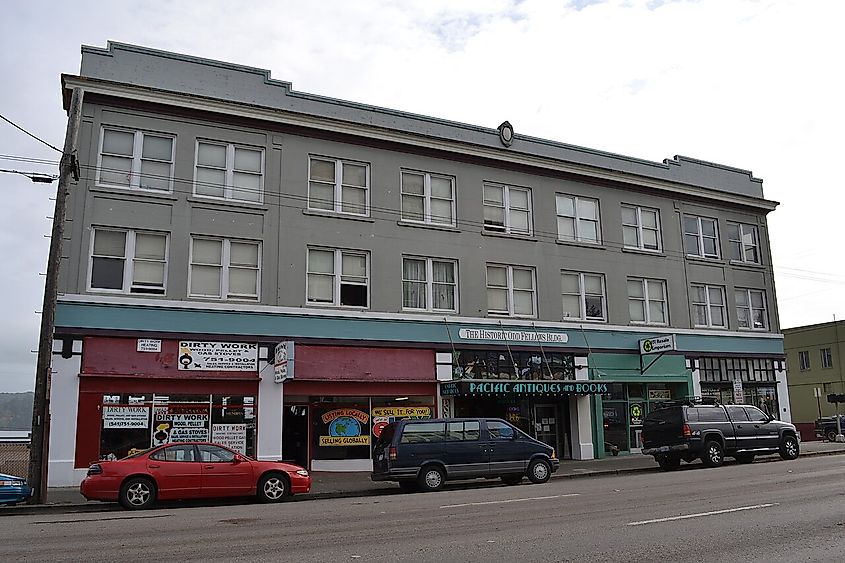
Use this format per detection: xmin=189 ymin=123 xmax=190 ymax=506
xmin=440 ymin=380 xmax=608 ymax=397
xmin=178 ymin=341 xmax=258 ymax=371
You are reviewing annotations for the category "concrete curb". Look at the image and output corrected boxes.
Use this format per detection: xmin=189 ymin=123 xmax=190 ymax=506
xmin=3 ymin=449 xmax=843 ymax=516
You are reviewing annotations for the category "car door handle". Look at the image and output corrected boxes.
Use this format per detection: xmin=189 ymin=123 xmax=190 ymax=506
xmin=204 ymin=465 xmax=215 ymax=469
xmin=149 ymin=464 xmax=160 ymax=469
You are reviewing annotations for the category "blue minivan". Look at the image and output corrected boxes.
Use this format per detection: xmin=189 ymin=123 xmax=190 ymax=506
xmin=371 ymin=418 xmax=559 ymax=491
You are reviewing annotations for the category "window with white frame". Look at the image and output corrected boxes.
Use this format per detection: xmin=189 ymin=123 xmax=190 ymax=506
xmin=798 ymin=350 xmax=810 ymax=371
xmin=89 ymin=228 xmax=168 ymax=295
xmin=486 ymin=264 xmax=536 ymax=317
xmin=483 ymin=184 xmax=532 ymax=235
xmin=735 ymin=288 xmax=768 ymax=330
xmin=821 ymin=348 xmax=833 ymax=369
xmin=561 ymin=271 xmax=606 ymax=321
xmin=556 ymin=194 xmax=601 ymax=244
xmin=627 ymin=278 xmax=667 ymax=325
xmin=691 ymin=284 xmax=727 ymax=328
xmin=402 ymin=257 xmax=457 ymax=312
xmin=727 ymin=222 xmax=760 ymax=264
xmin=308 ymin=156 xmax=369 ymax=216
xmin=307 ymin=248 xmax=369 ymax=307
xmin=189 ymin=238 xmax=260 ymax=300
xmin=684 ymin=215 xmax=720 ymax=259
xmin=97 ymin=127 xmax=174 ymax=191
xmin=400 ymin=171 xmax=455 ymax=226
xmin=621 ymin=205 xmax=661 ymax=251
xmin=194 ymin=141 xmax=264 ymax=203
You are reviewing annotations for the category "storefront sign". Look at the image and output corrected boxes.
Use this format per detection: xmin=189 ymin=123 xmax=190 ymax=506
xmin=371 ymin=406 xmax=431 ymax=438
xmin=136 ymin=339 xmax=161 ymax=353
xmin=440 ymin=380 xmax=608 ymax=396
xmin=648 ymin=389 xmax=672 ymax=400
xmin=318 ymin=408 xmax=370 ymax=447
xmin=459 ymin=328 xmax=568 ymax=343
xmin=177 ymin=341 xmax=258 ymax=371
xmin=273 ymin=341 xmax=295 ymax=383
xmin=630 ymin=403 xmax=643 ymax=426
xmin=639 ymin=335 xmax=676 ymax=355
xmin=212 ymin=423 xmax=247 ymax=454
xmin=733 ymin=379 xmax=744 ymax=403
xmin=103 ymin=406 xmax=149 ymax=429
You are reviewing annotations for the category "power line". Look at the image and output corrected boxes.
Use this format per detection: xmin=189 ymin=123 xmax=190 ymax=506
xmin=0 ymin=113 xmax=63 ymax=153
xmin=0 ymin=168 xmax=57 ymax=183
xmin=0 ymin=153 xmax=60 ymax=166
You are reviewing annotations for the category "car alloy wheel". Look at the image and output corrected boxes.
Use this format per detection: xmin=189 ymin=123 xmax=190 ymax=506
xmin=260 ymin=474 xmax=287 ymax=501
xmin=527 ymin=459 xmax=552 ymax=484
xmin=126 ymin=482 xmax=151 ymax=506
xmin=418 ymin=466 xmax=445 ymax=492
xmin=780 ymin=435 xmax=799 ymax=460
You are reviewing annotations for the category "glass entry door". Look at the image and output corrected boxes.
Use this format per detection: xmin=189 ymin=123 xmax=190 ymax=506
xmin=533 ymin=404 xmax=560 ymax=453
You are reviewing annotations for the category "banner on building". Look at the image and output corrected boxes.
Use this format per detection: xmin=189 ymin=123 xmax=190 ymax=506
xmin=178 ymin=341 xmax=258 ymax=371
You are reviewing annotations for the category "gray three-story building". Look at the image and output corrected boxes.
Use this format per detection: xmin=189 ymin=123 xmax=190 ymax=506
xmin=47 ymin=42 xmax=788 ymax=486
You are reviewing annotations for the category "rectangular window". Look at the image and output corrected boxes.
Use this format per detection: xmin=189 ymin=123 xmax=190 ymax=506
xmin=621 ymin=205 xmax=661 ymax=251
xmin=402 ymin=257 xmax=457 ymax=313
xmin=194 ymin=141 xmax=264 ymax=203
xmin=89 ymin=228 xmax=168 ymax=295
xmin=684 ymin=215 xmax=720 ymax=259
xmin=486 ymin=264 xmax=536 ymax=317
xmin=97 ymin=127 xmax=174 ymax=191
xmin=555 ymin=194 xmax=601 ymax=244
xmin=627 ymin=277 xmax=667 ymax=325
xmin=798 ymin=351 xmax=810 ymax=370
xmin=483 ymin=183 xmax=532 ymax=235
xmin=727 ymin=222 xmax=761 ymax=264
xmin=189 ymin=237 xmax=260 ymax=301
xmin=561 ymin=271 xmax=606 ymax=321
xmin=308 ymin=156 xmax=369 ymax=216
xmin=821 ymin=348 xmax=833 ymax=369
xmin=307 ymin=248 xmax=369 ymax=307
xmin=691 ymin=284 xmax=727 ymax=328
xmin=400 ymin=171 xmax=455 ymax=226
xmin=735 ymin=288 xmax=768 ymax=331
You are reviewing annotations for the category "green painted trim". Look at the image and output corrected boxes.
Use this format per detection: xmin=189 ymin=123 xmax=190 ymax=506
xmin=592 ymin=394 xmax=605 ymax=459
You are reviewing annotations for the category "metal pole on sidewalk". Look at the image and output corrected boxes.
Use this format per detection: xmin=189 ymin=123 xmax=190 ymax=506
xmin=28 ymin=87 xmax=83 ymax=504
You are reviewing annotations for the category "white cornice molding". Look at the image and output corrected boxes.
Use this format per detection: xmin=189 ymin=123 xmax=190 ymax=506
xmin=63 ymin=76 xmax=777 ymax=212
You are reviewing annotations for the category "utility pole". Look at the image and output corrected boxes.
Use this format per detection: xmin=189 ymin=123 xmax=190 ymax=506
xmin=28 ymin=87 xmax=83 ymax=504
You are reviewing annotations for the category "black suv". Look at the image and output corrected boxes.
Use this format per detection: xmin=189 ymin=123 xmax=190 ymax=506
xmin=815 ymin=415 xmax=845 ymax=442
xmin=641 ymin=399 xmax=800 ymax=471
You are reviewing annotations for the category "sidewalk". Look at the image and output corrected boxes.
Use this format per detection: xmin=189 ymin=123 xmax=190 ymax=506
xmin=7 ymin=440 xmax=845 ymax=515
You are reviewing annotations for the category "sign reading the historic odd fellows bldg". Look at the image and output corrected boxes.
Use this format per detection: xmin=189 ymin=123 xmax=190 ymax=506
xmin=638 ymin=335 xmax=676 ymax=355
xmin=458 ymin=328 xmax=568 ymax=343
xmin=441 ymin=380 xmax=608 ymax=397
xmin=177 ymin=341 xmax=258 ymax=371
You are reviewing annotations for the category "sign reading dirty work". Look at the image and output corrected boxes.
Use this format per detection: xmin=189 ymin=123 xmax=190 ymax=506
xmin=440 ymin=380 xmax=608 ymax=397
xmin=178 ymin=341 xmax=258 ymax=371
xmin=638 ymin=335 xmax=676 ymax=355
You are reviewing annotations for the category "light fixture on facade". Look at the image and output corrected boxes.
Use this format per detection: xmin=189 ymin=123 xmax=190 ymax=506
xmin=395 ymin=396 xmax=408 ymax=401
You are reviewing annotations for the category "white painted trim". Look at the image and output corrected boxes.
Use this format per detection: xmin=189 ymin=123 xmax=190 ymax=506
xmin=47 ymin=354 xmax=82 ymax=488
xmin=311 ymin=459 xmax=373 ymax=472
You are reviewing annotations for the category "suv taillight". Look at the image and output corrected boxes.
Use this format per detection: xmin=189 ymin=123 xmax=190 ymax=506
xmin=682 ymin=424 xmax=692 ymax=439
xmin=389 ymin=446 xmax=397 ymax=461
xmin=87 ymin=463 xmax=103 ymax=476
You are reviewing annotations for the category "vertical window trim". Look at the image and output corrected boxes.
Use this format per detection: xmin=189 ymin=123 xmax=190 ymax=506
xmin=690 ymin=284 xmax=727 ymax=328
xmin=96 ymin=127 xmax=175 ymax=193
xmin=401 ymin=256 xmax=458 ymax=313
xmin=561 ymin=271 xmax=607 ymax=322
xmin=193 ymin=140 xmax=265 ymax=204
xmin=821 ymin=348 xmax=833 ymax=369
xmin=486 ymin=263 xmax=537 ymax=318
xmin=400 ymin=170 xmax=456 ymax=227
xmin=622 ymin=204 xmax=662 ymax=252
xmin=684 ymin=215 xmax=720 ymax=259
xmin=188 ymin=237 xmax=261 ymax=301
xmin=628 ymin=277 xmax=668 ymax=325
xmin=735 ymin=288 xmax=769 ymax=331
xmin=88 ymin=228 xmax=169 ymax=295
xmin=556 ymin=194 xmax=601 ymax=244
xmin=307 ymin=156 xmax=371 ymax=217
xmin=798 ymin=350 xmax=810 ymax=371
xmin=306 ymin=247 xmax=371 ymax=308
xmin=483 ymin=183 xmax=533 ymax=236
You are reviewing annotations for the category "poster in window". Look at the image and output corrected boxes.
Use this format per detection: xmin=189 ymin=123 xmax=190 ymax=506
xmin=371 ymin=406 xmax=431 ymax=439
xmin=152 ymin=406 xmax=210 ymax=445
xmin=103 ymin=406 xmax=150 ymax=429
xmin=212 ymin=423 xmax=247 ymax=454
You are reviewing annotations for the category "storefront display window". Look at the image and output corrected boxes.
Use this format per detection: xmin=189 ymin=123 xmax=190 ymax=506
xmin=701 ymin=384 xmax=779 ymax=417
xmin=451 ymin=350 xmax=574 ymax=380
xmin=601 ymin=383 xmax=681 ymax=454
xmin=99 ymin=393 xmax=256 ymax=460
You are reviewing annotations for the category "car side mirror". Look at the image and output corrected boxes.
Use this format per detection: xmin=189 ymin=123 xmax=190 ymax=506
xmin=233 ymin=454 xmax=246 ymax=463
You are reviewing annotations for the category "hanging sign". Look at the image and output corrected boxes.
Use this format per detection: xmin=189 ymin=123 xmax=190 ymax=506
xmin=639 ymin=335 xmax=676 ymax=355
xmin=274 ymin=341 xmax=295 ymax=383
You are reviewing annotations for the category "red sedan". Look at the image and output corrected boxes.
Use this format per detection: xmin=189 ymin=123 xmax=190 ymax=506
xmin=80 ymin=442 xmax=311 ymax=509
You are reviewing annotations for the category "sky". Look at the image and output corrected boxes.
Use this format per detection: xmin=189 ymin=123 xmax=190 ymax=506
xmin=0 ymin=0 xmax=843 ymax=393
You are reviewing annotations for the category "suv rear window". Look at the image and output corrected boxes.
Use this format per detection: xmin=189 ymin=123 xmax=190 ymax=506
xmin=644 ymin=407 xmax=682 ymax=425
xmin=693 ymin=406 xmax=729 ymax=422
xmin=400 ymin=422 xmax=446 ymax=444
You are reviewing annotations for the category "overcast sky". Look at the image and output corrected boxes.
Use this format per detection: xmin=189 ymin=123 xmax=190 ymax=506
xmin=1 ymin=0 xmax=843 ymax=393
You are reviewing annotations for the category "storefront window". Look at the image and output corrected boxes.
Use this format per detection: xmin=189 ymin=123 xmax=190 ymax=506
xmin=602 ymin=383 xmax=681 ymax=454
xmin=701 ymin=384 xmax=779 ymax=418
xmin=99 ymin=393 xmax=256 ymax=460
xmin=451 ymin=350 xmax=574 ymax=381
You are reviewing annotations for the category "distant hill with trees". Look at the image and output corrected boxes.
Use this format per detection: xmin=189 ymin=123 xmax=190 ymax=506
xmin=0 ymin=392 xmax=33 ymax=430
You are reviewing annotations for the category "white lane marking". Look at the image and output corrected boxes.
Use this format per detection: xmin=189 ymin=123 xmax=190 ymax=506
xmin=627 ymin=503 xmax=779 ymax=526
xmin=440 ymin=493 xmax=579 ymax=509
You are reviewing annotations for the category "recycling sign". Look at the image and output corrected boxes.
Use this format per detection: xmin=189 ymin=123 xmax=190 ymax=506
xmin=638 ymin=335 xmax=676 ymax=355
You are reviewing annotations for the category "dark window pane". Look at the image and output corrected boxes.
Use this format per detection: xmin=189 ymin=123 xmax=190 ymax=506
xmin=340 ymin=283 xmax=367 ymax=306
xmin=91 ymin=257 xmax=125 ymax=289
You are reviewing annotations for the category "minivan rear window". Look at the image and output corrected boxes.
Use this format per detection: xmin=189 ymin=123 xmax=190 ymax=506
xmin=400 ymin=422 xmax=446 ymax=444
xmin=446 ymin=421 xmax=480 ymax=441
xmin=376 ymin=423 xmax=396 ymax=447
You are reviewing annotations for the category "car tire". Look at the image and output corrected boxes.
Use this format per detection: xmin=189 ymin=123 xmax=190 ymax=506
xmin=700 ymin=440 xmax=724 ymax=468
xmin=257 ymin=472 xmax=289 ymax=503
xmin=735 ymin=454 xmax=755 ymax=464
xmin=417 ymin=465 xmax=445 ymax=492
xmin=501 ymin=474 xmax=523 ymax=486
xmin=119 ymin=477 xmax=156 ymax=510
xmin=827 ymin=430 xmax=837 ymax=443
xmin=398 ymin=481 xmax=418 ymax=493
xmin=656 ymin=454 xmax=681 ymax=471
xmin=779 ymin=435 xmax=800 ymax=460
xmin=527 ymin=459 xmax=552 ymax=484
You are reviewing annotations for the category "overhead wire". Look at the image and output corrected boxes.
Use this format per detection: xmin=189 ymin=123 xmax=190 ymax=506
xmin=0 ymin=113 xmax=63 ymax=153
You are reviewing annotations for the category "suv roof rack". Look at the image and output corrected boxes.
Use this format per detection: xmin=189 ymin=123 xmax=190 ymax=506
xmin=653 ymin=396 xmax=721 ymax=408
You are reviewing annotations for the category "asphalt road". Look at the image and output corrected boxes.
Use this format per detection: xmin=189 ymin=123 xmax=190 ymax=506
xmin=2 ymin=455 xmax=844 ymax=562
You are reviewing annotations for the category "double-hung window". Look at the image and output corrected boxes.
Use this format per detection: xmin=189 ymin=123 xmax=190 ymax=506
xmin=798 ymin=351 xmax=810 ymax=371
xmin=89 ymin=228 xmax=168 ymax=295
xmin=556 ymin=194 xmax=600 ymax=244
xmin=727 ymin=222 xmax=760 ymax=264
xmin=561 ymin=271 xmax=606 ymax=321
xmin=307 ymin=248 xmax=369 ymax=307
xmin=97 ymin=127 xmax=174 ymax=191
xmin=400 ymin=171 xmax=455 ymax=226
xmin=195 ymin=141 xmax=264 ymax=203
xmin=486 ymin=264 xmax=536 ymax=317
xmin=821 ymin=348 xmax=833 ymax=369
xmin=684 ymin=215 xmax=720 ymax=258
xmin=483 ymin=183 xmax=532 ymax=235
xmin=621 ymin=205 xmax=661 ymax=251
xmin=691 ymin=284 xmax=727 ymax=328
xmin=735 ymin=288 xmax=768 ymax=330
xmin=402 ymin=257 xmax=457 ymax=312
xmin=189 ymin=237 xmax=261 ymax=300
xmin=627 ymin=277 xmax=667 ymax=325
xmin=308 ymin=157 xmax=369 ymax=216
